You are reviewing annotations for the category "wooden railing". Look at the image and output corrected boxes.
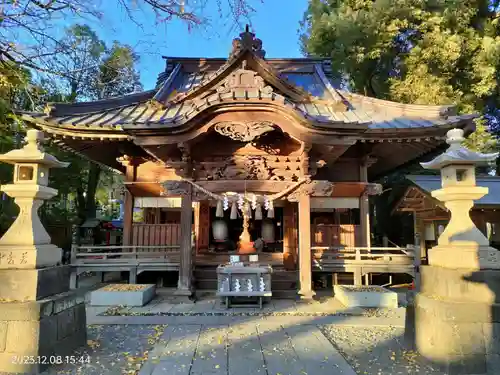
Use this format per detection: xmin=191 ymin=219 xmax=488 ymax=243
xmin=72 ymin=245 xmax=181 ymax=263
xmin=311 ymin=246 xmax=418 ymax=275
xmin=131 ymin=224 xmax=181 ymax=248
xmin=311 ymin=224 xmax=362 ymax=248
xmin=69 ymin=244 xmax=182 ymax=288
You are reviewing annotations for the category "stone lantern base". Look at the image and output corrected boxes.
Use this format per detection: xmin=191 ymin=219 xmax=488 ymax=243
xmin=407 ymin=265 xmax=500 ymax=374
xmin=0 ymin=265 xmax=87 ymax=374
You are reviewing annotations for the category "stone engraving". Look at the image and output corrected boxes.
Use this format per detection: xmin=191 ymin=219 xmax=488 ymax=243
xmin=213 ymin=121 xmax=275 ymax=142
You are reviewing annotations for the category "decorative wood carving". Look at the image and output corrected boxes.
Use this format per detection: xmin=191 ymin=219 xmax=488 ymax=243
xmin=195 ymin=154 xmax=306 ymax=181
xmin=309 ymin=159 xmax=327 ymax=177
xmin=229 ymin=25 xmax=266 ymax=60
xmin=364 ymin=183 xmax=383 ymax=196
xmin=162 ymin=180 xmax=191 ymax=197
xmin=213 ymin=121 xmax=275 ymax=142
xmin=287 ymin=180 xmax=335 ymax=202
xmin=217 ymin=69 xmax=273 ymax=94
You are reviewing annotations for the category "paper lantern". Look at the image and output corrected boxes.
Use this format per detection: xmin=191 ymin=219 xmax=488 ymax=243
xmin=216 ymin=200 xmax=224 ymax=217
xmin=212 ymin=219 xmax=228 ymax=241
xmin=267 ymin=200 xmax=274 ymax=219
xmin=254 ymin=204 xmax=263 ymax=220
xmin=230 ymin=201 xmax=238 ymax=220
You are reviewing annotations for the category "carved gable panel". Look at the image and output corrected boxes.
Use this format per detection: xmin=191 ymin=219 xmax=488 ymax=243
xmin=213 ymin=121 xmax=274 ymax=142
xmin=216 ymin=68 xmax=273 ymax=97
xmin=194 ymin=155 xmax=306 ymax=182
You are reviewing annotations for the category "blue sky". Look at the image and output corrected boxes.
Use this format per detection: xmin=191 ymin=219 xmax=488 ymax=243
xmin=83 ymin=0 xmax=309 ymax=89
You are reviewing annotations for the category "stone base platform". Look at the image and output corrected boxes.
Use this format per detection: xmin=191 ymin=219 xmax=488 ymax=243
xmin=406 ymin=265 xmax=500 ymax=375
xmin=90 ymin=284 xmax=156 ymax=307
xmin=334 ymin=285 xmax=398 ymax=308
xmin=0 ymin=290 xmax=87 ymax=374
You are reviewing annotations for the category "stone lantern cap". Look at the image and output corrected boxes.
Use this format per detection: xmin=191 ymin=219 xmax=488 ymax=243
xmin=420 ymin=128 xmax=498 ymax=170
xmin=0 ymin=129 xmax=69 ymax=168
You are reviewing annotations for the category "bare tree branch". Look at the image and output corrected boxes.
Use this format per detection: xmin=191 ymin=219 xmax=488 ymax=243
xmin=0 ymin=0 xmax=260 ymax=78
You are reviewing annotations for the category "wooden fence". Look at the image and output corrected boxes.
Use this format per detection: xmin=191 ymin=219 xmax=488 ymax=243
xmin=131 ymin=224 xmax=181 ymax=248
xmin=311 ymin=224 xmax=361 ymax=248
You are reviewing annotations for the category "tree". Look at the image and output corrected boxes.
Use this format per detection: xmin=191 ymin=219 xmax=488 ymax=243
xmin=300 ymin=1 xmax=500 ymax=244
xmin=0 ymin=0 xmax=260 ymax=75
xmin=42 ymin=24 xmax=142 ymax=224
xmin=300 ymin=0 xmax=500 ymax=155
xmin=0 ymin=62 xmax=45 ymax=234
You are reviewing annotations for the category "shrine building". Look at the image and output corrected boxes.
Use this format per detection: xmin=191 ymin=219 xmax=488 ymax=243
xmin=21 ymin=27 xmax=477 ymax=298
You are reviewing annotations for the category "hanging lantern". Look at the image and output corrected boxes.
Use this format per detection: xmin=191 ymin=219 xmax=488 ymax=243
xmin=212 ymin=219 xmax=228 ymax=241
xmin=223 ymin=196 xmax=229 ymax=211
xmin=267 ymin=200 xmax=274 ymax=218
xmin=254 ymin=204 xmax=263 ymax=220
xmin=216 ymin=200 xmax=224 ymax=218
xmin=262 ymin=219 xmax=275 ymax=242
xmin=230 ymin=201 xmax=238 ymax=220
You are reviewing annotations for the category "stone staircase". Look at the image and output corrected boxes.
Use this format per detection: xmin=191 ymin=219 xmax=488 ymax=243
xmin=193 ymin=265 xmax=298 ymax=299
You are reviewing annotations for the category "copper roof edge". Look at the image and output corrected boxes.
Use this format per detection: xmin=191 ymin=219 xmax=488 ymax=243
xmin=161 ymin=56 xmax=328 ymax=63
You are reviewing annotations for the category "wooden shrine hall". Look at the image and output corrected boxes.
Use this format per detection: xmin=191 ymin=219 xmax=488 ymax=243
xmin=21 ymin=26 xmax=477 ymax=298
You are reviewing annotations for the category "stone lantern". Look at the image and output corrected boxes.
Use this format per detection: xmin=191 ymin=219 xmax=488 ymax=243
xmin=420 ymin=128 xmax=499 ymax=269
xmin=0 ymin=129 xmax=87 ymax=374
xmin=411 ymin=128 xmax=500 ymax=374
xmin=0 ymin=129 xmax=69 ymax=266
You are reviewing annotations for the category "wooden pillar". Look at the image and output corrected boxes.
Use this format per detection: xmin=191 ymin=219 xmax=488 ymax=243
xmin=120 ymin=156 xmax=137 ymax=247
xmin=176 ymin=184 xmax=193 ymax=297
xmin=359 ymin=193 xmax=371 ymax=249
xmin=283 ymin=202 xmax=298 ymax=270
xmin=359 ymin=159 xmax=371 ymax=249
xmin=298 ymin=193 xmax=315 ymax=300
xmin=193 ymin=202 xmax=200 ymax=253
xmin=122 ymin=190 xmax=134 ymax=246
xmin=413 ymin=212 xmax=425 ymax=260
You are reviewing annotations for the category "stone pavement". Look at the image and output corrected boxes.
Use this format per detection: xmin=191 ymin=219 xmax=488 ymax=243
xmin=138 ymin=322 xmax=357 ymax=375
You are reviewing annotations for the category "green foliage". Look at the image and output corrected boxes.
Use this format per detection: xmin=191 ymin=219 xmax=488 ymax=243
xmin=95 ymin=42 xmax=142 ymax=100
xmin=300 ymin=0 xmax=500 ymax=153
xmin=301 ymin=1 xmax=500 ymax=242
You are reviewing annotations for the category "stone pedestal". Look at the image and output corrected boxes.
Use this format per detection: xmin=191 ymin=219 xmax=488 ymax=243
xmin=0 ymin=289 xmax=87 ymax=374
xmin=409 ymin=266 xmax=500 ymax=374
xmin=408 ymin=128 xmax=500 ymax=374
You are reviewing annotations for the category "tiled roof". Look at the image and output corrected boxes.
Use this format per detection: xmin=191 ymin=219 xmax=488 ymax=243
xmin=407 ymin=175 xmax=500 ymax=206
xmin=21 ymin=48 xmax=476 ymax=135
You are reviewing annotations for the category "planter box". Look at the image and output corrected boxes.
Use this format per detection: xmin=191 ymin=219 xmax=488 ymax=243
xmin=90 ymin=284 xmax=156 ymax=307
xmin=334 ymin=285 xmax=398 ymax=308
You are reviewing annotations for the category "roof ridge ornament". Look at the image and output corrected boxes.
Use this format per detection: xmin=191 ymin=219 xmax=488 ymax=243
xmin=229 ymin=24 xmax=266 ymax=61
